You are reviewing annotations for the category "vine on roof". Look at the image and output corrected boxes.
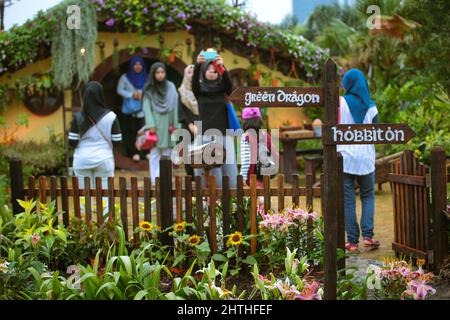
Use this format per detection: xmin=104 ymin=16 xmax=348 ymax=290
xmin=0 ymin=0 xmax=329 ymax=82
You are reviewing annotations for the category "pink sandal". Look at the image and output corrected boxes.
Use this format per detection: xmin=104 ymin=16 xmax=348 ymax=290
xmin=363 ymin=237 xmax=380 ymax=248
xmin=345 ymin=242 xmax=359 ymax=252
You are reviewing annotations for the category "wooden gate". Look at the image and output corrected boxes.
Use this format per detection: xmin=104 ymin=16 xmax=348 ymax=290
xmin=389 ymin=150 xmax=430 ymax=263
xmin=389 ymin=148 xmax=448 ymax=271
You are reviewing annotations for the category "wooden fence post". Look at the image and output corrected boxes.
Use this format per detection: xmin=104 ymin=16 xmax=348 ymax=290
xmin=430 ymin=147 xmax=448 ymax=272
xmin=336 ymin=152 xmax=346 ymax=275
xmin=322 ymin=58 xmax=339 ymax=300
xmin=9 ymin=157 xmax=24 ymax=215
xmin=159 ymin=156 xmax=174 ymax=246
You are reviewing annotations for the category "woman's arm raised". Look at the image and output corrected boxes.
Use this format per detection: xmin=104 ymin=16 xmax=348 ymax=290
xmin=192 ymin=63 xmax=202 ymax=97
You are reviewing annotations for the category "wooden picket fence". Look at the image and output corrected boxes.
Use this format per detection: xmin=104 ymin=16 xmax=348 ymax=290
xmin=9 ymin=158 xmax=321 ymax=255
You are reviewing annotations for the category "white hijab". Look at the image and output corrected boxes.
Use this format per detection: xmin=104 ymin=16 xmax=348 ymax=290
xmin=178 ymin=65 xmax=199 ymax=116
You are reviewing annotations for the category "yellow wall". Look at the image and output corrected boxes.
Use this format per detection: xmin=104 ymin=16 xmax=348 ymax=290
xmin=0 ymin=58 xmax=72 ymax=142
xmin=0 ymin=30 xmax=309 ymax=142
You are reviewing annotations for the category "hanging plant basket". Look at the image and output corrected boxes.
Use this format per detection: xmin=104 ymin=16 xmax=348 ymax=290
xmin=23 ymin=89 xmax=63 ymax=116
xmin=19 ymin=73 xmax=62 ymax=116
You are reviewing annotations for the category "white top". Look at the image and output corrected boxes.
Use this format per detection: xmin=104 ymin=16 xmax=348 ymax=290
xmin=73 ymin=112 xmax=121 ymax=169
xmin=337 ymin=96 xmax=378 ymax=175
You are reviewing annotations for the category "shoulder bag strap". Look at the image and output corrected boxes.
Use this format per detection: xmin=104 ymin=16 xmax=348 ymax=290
xmin=87 ymin=114 xmax=113 ymax=148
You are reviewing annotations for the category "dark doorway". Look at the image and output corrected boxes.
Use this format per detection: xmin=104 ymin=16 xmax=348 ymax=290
xmin=101 ymin=58 xmax=183 ymax=161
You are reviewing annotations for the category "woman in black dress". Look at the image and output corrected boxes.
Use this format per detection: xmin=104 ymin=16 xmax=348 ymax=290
xmin=192 ymin=52 xmax=238 ymax=188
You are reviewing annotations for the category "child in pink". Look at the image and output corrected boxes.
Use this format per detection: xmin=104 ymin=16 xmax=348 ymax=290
xmin=239 ymin=107 xmax=279 ymax=187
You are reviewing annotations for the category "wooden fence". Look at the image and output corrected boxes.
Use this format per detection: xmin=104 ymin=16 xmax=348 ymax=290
xmin=9 ymin=157 xmax=321 ymax=255
xmin=389 ymin=148 xmax=448 ymax=272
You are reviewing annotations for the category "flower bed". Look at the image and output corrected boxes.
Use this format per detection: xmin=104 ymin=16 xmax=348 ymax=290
xmin=0 ymin=200 xmax=436 ymax=300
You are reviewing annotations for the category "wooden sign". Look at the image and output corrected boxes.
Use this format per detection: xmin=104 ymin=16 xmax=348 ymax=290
xmin=323 ymin=123 xmax=416 ymax=145
xmin=229 ymin=87 xmax=323 ymax=108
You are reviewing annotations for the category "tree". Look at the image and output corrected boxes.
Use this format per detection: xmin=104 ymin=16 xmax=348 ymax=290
xmin=401 ymin=0 xmax=450 ymax=94
xmin=230 ymin=0 xmax=246 ymax=8
xmin=1 ymin=0 xmax=21 ymax=30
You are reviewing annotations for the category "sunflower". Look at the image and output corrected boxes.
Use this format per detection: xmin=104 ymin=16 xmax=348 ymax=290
xmin=188 ymin=234 xmax=201 ymax=246
xmin=226 ymin=231 xmax=243 ymax=247
xmin=139 ymin=221 xmax=153 ymax=232
xmin=174 ymin=221 xmax=187 ymax=233
xmin=416 ymin=259 xmax=425 ymax=267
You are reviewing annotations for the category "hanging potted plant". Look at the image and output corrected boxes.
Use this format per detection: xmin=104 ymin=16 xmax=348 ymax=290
xmin=19 ymin=73 xmax=62 ymax=116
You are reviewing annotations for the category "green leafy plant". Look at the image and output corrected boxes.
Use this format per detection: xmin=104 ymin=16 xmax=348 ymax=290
xmin=0 ymin=113 xmax=29 ymax=144
xmin=256 ymin=205 xmax=324 ymax=271
xmin=167 ymin=260 xmax=246 ymax=300
xmin=14 ymin=73 xmax=58 ymax=100
xmin=0 ymin=128 xmax=65 ymax=180
xmin=0 ymin=248 xmax=46 ymax=300
xmin=251 ymin=247 xmax=322 ymax=300
xmin=211 ymin=231 xmax=255 ymax=277
xmin=66 ymin=217 xmax=124 ymax=266
xmin=365 ymin=258 xmax=436 ymax=300
xmin=134 ymin=221 xmax=168 ymax=265
xmin=12 ymin=200 xmax=70 ymax=270
xmin=377 ymin=79 xmax=450 ymax=163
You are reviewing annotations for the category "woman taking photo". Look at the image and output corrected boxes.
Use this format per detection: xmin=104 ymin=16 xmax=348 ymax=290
xmin=178 ymin=64 xmax=200 ymax=178
xmin=192 ymin=51 xmax=238 ymax=188
xmin=142 ymin=62 xmax=180 ymax=185
xmin=117 ymin=56 xmax=148 ymax=161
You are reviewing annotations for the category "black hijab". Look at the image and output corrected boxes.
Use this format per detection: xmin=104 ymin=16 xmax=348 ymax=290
xmin=78 ymin=81 xmax=110 ymax=137
xmin=199 ymin=60 xmax=225 ymax=93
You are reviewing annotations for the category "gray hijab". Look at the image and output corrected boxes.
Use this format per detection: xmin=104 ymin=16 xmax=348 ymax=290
xmin=143 ymin=62 xmax=178 ymax=114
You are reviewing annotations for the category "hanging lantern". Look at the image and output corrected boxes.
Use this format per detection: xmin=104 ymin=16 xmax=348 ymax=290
xmin=169 ymin=50 xmax=176 ymax=64
xmin=97 ymin=41 xmax=106 ymax=62
xmin=186 ymin=38 xmax=192 ymax=58
xmin=287 ymin=59 xmax=300 ymax=80
xmin=270 ymin=47 xmax=276 ymax=70
xmin=112 ymin=38 xmax=120 ymax=74
xmin=271 ymin=78 xmax=279 ymax=87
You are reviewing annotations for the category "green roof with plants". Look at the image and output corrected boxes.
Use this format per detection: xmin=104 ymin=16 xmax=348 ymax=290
xmin=0 ymin=0 xmax=330 ymax=80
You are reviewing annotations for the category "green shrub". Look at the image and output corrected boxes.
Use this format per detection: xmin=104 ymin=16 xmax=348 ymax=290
xmin=0 ymin=128 xmax=65 ymax=187
xmin=376 ymin=79 xmax=450 ymax=163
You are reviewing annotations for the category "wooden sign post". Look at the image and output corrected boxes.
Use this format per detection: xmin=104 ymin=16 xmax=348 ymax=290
xmin=321 ymin=59 xmax=339 ymax=299
xmin=230 ymin=59 xmax=342 ymax=300
xmin=229 ymin=58 xmax=416 ymax=300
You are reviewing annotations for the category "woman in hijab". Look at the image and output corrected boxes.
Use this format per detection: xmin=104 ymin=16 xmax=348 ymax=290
xmin=192 ymin=51 xmax=238 ymax=188
xmin=338 ymin=69 xmax=380 ymax=252
xmin=143 ymin=62 xmax=180 ymax=185
xmin=178 ymin=65 xmax=200 ymax=178
xmin=68 ymin=81 xmax=122 ymax=190
xmin=117 ymin=56 xmax=148 ymax=161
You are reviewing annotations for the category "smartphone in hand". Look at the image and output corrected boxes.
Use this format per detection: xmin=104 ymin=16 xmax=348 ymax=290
xmin=201 ymin=50 xmax=218 ymax=60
